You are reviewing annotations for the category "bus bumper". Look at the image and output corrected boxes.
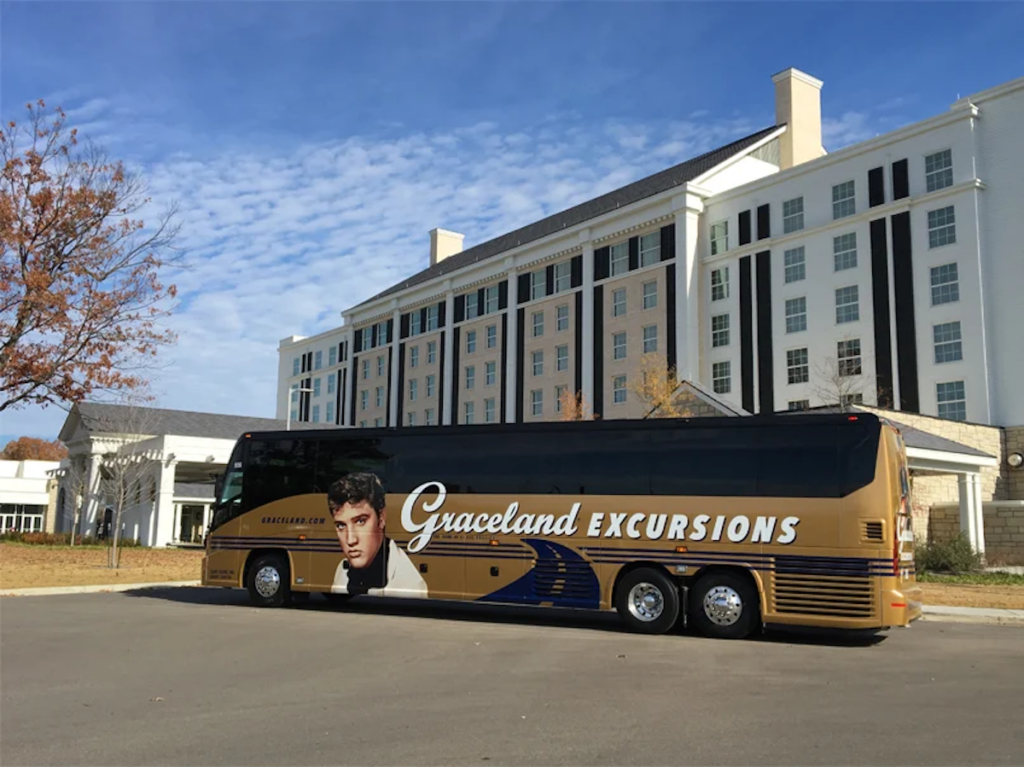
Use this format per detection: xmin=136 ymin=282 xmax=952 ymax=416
xmin=882 ymin=585 xmax=924 ymax=627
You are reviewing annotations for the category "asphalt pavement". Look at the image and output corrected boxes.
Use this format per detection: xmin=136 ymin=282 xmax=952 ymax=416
xmin=2 ymin=586 xmax=1023 ymax=766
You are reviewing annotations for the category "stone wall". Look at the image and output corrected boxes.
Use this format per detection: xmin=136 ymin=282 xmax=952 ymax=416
xmin=930 ymin=502 xmax=1024 ymax=565
xmin=1005 ymin=426 xmax=1024 ymax=500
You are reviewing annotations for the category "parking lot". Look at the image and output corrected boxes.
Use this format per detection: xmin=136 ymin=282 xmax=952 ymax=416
xmin=2 ymin=587 xmax=1023 ymax=766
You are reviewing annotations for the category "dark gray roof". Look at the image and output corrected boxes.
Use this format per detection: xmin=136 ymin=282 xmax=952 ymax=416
xmin=174 ymin=482 xmax=215 ymax=499
xmin=67 ymin=402 xmax=326 ymax=441
xmin=358 ymin=125 xmax=781 ymax=307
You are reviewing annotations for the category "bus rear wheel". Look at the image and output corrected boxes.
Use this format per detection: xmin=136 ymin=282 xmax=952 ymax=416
xmin=689 ymin=570 xmax=759 ymax=640
xmin=246 ymin=553 xmax=291 ymax=608
xmin=615 ymin=567 xmax=680 ymax=634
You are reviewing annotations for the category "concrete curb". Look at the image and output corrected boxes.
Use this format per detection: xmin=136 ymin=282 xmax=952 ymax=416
xmin=1 ymin=581 xmax=203 ymax=597
xmin=921 ymin=604 xmax=1024 ymax=626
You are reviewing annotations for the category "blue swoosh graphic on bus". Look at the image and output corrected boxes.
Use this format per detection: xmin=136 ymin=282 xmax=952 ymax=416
xmin=477 ymin=538 xmax=601 ymax=609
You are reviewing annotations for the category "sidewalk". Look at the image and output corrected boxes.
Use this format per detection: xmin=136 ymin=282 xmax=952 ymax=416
xmin=922 ymin=604 xmax=1024 ymax=626
xmin=1 ymin=580 xmax=202 ymax=597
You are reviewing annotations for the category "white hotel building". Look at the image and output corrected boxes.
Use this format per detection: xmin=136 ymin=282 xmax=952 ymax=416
xmin=278 ymin=67 xmax=1024 ymax=436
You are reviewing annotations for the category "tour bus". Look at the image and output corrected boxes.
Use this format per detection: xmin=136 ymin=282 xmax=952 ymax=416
xmin=202 ymin=413 xmax=921 ymax=640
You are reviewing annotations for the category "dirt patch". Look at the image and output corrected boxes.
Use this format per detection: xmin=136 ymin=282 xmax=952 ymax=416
xmin=0 ymin=543 xmax=204 ymax=590
xmin=921 ymin=582 xmax=1024 ymax=610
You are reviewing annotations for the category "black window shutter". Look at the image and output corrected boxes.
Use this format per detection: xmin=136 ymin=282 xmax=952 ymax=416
xmin=545 ymin=265 xmax=555 ymax=295
xmin=454 ymin=294 xmax=466 ymax=323
xmin=594 ymin=246 xmax=610 ymax=281
xmin=738 ymin=210 xmax=752 ymax=246
xmin=419 ymin=308 xmax=427 ymax=332
xmin=756 ymin=204 xmax=771 ymax=240
xmin=437 ymin=301 xmax=447 ymax=327
xmin=498 ymin=280 xmax=508 ymax=310
xmin=868 ymin=167 xmax=885 ymax=207
xmin=370 ymin=325 xmax=378 ymax=348
xmin=386 ymin=319 xmax=394 ymax=345
xmin=660 ymin=224 xmax=676 ymax=261
xmin=400 ymin=313 xmax=410 ymax=339
xmin=570 ymin=255 xmax=583 ymax=287
xmin=353 ymin=329 xmax=362 ymax=353
xmin=517 ymin=273 xmax=530 ymax=303
xmin=892 ymin=159 xmax=909 ymax=200
xmin=628 ymin=237 xmax=639 ymax=271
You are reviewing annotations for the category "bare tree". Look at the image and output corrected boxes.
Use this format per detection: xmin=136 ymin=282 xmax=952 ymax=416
xmin=54 ymin=454 xmax=90 ymax=546
xmin=628 ymin=353 xmax=698 ymax=419
xmin=810 ymin=343 xmax=870 ymax=412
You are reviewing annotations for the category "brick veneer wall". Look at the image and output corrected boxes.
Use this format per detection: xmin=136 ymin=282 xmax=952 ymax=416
xmin=1005 ymin=426 xmax=1024 ymax=500
xmin=929 ymin=502 xmax=1024 ymax=564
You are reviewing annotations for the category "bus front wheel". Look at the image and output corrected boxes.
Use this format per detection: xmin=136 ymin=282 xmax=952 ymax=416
xmin=689 ymin=570 xmax=759 ymax=640
xmin=615 ymin=567 xmax=681 ymax=634
xmin=246 ymin=553 xmax=291 ymax=608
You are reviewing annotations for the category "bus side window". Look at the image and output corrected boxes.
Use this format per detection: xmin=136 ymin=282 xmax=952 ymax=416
xmin=245 ymin=438 xmax=318 ymax=510
xmin=649 ymin=428 xmax=756 ymax=497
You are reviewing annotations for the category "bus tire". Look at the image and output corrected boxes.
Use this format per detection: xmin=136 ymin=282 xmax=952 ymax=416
xmin=689 ymin=570 xmax=759 ymax=640
xmin=615 ymin=567 xmax=680 ymax=634
xmin=246 ymin=553 xmax=291 ymax=608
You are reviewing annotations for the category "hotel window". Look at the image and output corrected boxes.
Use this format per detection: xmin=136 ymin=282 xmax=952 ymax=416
xmin=612 ymin=288 xmax=626 ymax=317
xmin=484 ymin=398 xmax=496 ymax=423
xmin=410 ymin=346 xmax=419 ymax=368
xmin=837 ymin=339 xmax=862 ymax=377
xmin=486 ymin=324 xmax=497 ymax=349
xmin=376 ymin=355 xmax=384 ymax=377
xmin=361 ymin=331 xmax=372 ymax=352
xmin=465 ymin=292 xmax=479 ymax=320
xmin=925 ymin=149 xmax=953 ymax=192
xmin=425 ymin=408 xmax=435 ymax=426
xmin=531 ymin=389 xmax=543 ymax=417
xmin=486 ymin=361 xmax=496 ymax=386
xmin=530 ymin=270 xmax=546 ymax=300
xmin=326 ymin=402 xmax=334 ymax=423
xmin=785 ymin=297 xmax=807 ymax=333
xmin=934 ymin=321 xmax=963 ymax=363
xmin=643 ymin=326 xmax=658 ymax=353
xmin=409 ymin=311 xmax=422 ymax=336
xmin=360 ymin=390 xmax=368 ymax=411
xmin=290 ymin=387 xmax=298 ymax=403
xmin=466 ymin=330 xmax=476 ymax=354
xmin=484 ymin=286 xmax=500 ymax=314
xmin=554 ymin=261 xmax=571 ymax=292
xmin=532 ymin=311 xmax=544 ymax=338
xmin=643 ymin=281 xmax=658 ymax=310
xmin=613 ymin=332 xmax=627 ymax=360
xmin=466 ymin=365 xmax=475 ymax=390
xmin=291 ymin=409 xmax=299 ymax=422
xmin=426 ymin=375 xmax=436 ymax=397
xmin=314 ymin=351 xmax=323 ymax=370
xmin=639 ymin=232 xmax=661 ymax=266
xmin=712 ymin=314 xmax=730 ymax=347
xmin=426 ymin=305 xmax=439 ymax=331
xmin=788 ymin=400 xmax=810 ymax=411
xmin=784 ymin=246 xmax=806 ymax=283
xmin=329 ymin=346 xmax=337 ymax=366
xmin=613 ymin=375 xmax=627 ymax=404
xmin=375 ymin=387 xmax=384 ymax=407
xmin=374 ymin=417 xmax=383 ymax=427
xmin=293 ymin=358 xmax=300 ymax=376
xmin=936 ymin=381 xmax=966 ymax=421
xmin=427 ymin=341 xmax=437 ymax=364
xmin=710 ymin=221 xmax=728 ymax=255
xmin=557 ymin=345 xmax=569 ymax=372
xmin=532 ymin=350 xmax=543 ymax=376
xmin=557 ymin=304 xmax=569 ymax=332
xmin=833 ymin=180 xmax=856 ymax=219
xmin=313 ymin=377 xmax=322 ymax=397
xmin=787 ymin=348 xmax=809 ymax=384
xmin=783 ymin=197 xmax=804 ymax=233
xmin=362 ymin=360 xmax=369 ymax=379
xmin=930 ymin=263 xmax=959 ymax=305
xmin=834 ymin=233 xmax=857 ymax=271
xmin=312 ymin=405 xmax=320 ymax=423
xmin=928 ymin=206 xmax=956 ymax=248
xmin=711 ymin=267 xmax=729 ymax=301
xmin=555 ymin=385 xmax=567 ymax=413
xmin=610 ymin=242 xmax=628 ymax=276
xmin=464 ymin=402 xmax=475 ymax=424
xmin=327 ymin=373 xmax=336 ymax=395
xmin=712 ymin=361 xmax=731 ymax=394
xmin=841 ymin=393 xmax=864 ymax=407
xmin=407 ymin=412 xmax=417 ymax=427
xmin=409 ymin=378 xmax=418 ymax=402
xmin=835 ymin=286 xmax=860 ymax=324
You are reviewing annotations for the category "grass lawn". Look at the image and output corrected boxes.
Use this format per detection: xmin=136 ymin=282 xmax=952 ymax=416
xmin=917 ymin=571 xmax=1024 ymax=610
xmin=0 ymin=543 xmax=204 ymax=590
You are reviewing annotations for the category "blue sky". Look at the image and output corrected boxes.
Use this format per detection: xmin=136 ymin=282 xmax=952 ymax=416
xmin=2 ymin=1 xmax=1022 ymax=445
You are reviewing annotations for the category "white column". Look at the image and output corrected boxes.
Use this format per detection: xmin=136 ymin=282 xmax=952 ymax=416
xmin=389 ymin=306 xmax=401 ymax=427
xmin=153 ymin=459 xmax=177 ymax=547
xmin=505 ymin=264 xmax=519 ymax=423
xmin=673 ymin=190 xmax=704 ymax=383
xmin=972 ymin=472 xmax=987 ymax=559
xmin=580 ymin=237 xmax=594 ymax=409
xmin=442 ymin=286 xmax=455 ymax=426
xmin=84 ymin=453 xmax=103 ymax=536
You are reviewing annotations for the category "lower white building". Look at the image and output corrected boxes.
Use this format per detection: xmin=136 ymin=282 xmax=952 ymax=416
xmin=0 ymin=460 xmax=59 ymax=533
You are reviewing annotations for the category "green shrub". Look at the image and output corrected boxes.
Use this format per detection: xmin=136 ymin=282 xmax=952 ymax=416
xmin=916 ymin=533 xmax=983 ymax=574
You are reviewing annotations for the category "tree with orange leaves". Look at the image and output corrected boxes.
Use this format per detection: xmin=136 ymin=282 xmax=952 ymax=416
xmin=1 ymin=435 xmax=68 ymax=461
xmin=556 ymin=388 xmax=597 ymax=421
xmin=0 ymin=100 xmax=181 ymax=414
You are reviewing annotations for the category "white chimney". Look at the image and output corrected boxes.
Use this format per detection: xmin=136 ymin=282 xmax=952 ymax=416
xmin=429 ymin=228 xmax=464 ymax=267
xmin=772 ymin=68 xmax=826 ymax=170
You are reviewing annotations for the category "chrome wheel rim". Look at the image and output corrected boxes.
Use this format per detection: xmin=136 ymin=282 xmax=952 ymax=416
xmin=703 ymin=585 xmax=743 ymax=626
xmin=254 ymin=565 xmax=281 ymax=598
xmin=627 ymin=582 xmax=664 ymax=622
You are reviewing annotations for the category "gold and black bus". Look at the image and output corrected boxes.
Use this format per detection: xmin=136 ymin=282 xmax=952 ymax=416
xmin=203 ymin=412 xmax=921 ymax=640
